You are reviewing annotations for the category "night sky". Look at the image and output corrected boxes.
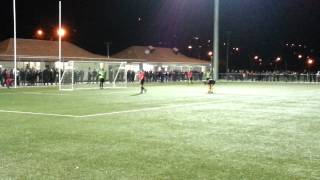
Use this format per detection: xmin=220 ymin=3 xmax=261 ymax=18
xmin=1 ymin=0 xmax=320 ymax=71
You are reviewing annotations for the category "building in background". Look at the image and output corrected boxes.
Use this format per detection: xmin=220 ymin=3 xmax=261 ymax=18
xmin=0 ymin=39 xmax=209 ymax=73
xmin=112 ymin=45 xmax=210 ymax=73
xmin=0 ymin=38 xmax=107 ymax=70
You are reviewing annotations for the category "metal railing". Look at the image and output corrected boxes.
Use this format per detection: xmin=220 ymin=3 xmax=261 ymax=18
xmin=219 ymin=73 xmax=320 ymax=83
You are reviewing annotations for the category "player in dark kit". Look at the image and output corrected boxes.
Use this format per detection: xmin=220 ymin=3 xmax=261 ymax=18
xmin=139 ymin=71 xmax=147 ymax=94
xmin=207 ymin=78 xmax=216 ymax=94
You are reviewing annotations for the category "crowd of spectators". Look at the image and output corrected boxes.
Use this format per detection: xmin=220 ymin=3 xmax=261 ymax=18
xmin=127 ymin=70 xmax=204 ymax=83
xmin=222 ymin=70 xmax=320 ymax=82
xmin=0 ymin=65 xmax=59 ymax=88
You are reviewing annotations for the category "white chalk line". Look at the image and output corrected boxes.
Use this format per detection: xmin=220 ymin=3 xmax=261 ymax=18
xmin=0 ymin=92 xmax=70 ymax=96
xmin=0 ymin=109 xmax=80 ymax=118
xmin=0 ymin=90 xmax=128 ymax=96
xmin=0 ymin=99 xmax=314 ymax=119
xmin=0 ymin=101 xmax=215 ymax=119
xmin=22 ymin=92 xmax=70 ymax=96
xmin=79 ymin=101 xmax=214 ymax=118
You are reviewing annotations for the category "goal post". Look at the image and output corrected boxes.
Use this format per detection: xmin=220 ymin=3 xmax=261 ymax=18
xmin=59 ymin=61 xmax=127 ymax=91
xmin=59 ymin=61 xmax=74 ymax=91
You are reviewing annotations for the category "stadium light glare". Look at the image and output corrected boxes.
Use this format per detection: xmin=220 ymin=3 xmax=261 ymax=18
xmin=57 ymin=28 xmax=66 ymax=37
xmin=307 ymin=58 xmax=314 ymax=65
xmin=37 ymin=29 xmax=44 ymax=36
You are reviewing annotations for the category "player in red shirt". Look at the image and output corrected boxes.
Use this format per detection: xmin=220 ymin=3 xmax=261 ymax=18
xmin=139 ymin=71 xmax=147 ymax=94
xmin=5 ymin=70 xmax=13 ymax=88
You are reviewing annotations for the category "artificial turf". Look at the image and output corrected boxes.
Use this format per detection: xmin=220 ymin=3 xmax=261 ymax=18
xmin=0 ymin=82 xmax=319 ymax=179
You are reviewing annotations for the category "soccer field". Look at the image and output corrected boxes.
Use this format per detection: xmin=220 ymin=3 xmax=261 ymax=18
xmin=0 ymin=82 xmax=319 ymax=179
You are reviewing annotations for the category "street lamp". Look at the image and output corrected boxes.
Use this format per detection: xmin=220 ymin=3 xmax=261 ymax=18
xmin=307 ymin=58 xmax=314 ymax=65
xmin=233 ymin=47 xmax=239 ymax=52
xmin=188 ymin=45 xmax=193 ymax=50
xmin=298 ymin=54 xmax=303 ymax=59
xmin=274 ymin=57 xmax=282 ymax=71
xmin=57 ymin=28 xmax=66 ymax=38
xmin=254 ymin=56 xmax=259 ymax=60
xmin=208 ymin=51 xmax=213 ymax=57
xmin=258 ymin=58 xmax=263 ymax=66
xmin=37 ymin=29 xmax=44 ymax=37
xmin=307 ymin=58 xmax=315 ymax=74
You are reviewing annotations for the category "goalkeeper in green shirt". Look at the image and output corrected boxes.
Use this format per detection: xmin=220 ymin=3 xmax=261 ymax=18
xmin=98 ymin=68 xmax=106 ymax=89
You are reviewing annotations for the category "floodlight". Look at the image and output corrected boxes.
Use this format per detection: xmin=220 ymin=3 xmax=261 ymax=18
xmin=37 ymin=29 xmax=44 ymax=36
xmin=57 ymin=28 xmax=66 ymax=37
xmin=307 ymin=59 xmax=314 ymax=65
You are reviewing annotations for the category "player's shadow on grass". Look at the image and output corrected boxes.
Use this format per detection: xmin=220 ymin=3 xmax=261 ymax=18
xmin=131 ymin=93 xmax=143 ymax=96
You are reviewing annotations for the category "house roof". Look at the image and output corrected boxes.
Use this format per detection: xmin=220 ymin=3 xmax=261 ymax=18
xmin=112 ymin=46 xmax=210 ymax=65
xmin=0 ymin=38 xmax=107 ymax=61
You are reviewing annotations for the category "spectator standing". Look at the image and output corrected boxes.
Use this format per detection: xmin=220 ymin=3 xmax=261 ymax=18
xmin=43 ymin=67 xmax=50 ymax=85
xmin=92 ymin=69 xmax=97 ymax=84
xmin=187 ymin=71 xmax=193 ymax=84
xmin=127 ymin=70 xmax=132 ymax=83
xmin=80 ymin=70 xmax=84 ymax=83
xmin=87 ymin=67 xmax=92 ymax=84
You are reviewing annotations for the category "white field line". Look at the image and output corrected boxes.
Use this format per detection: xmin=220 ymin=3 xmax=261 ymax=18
xmin=0 ymin=90 xmax=129 ymax=96
xmin=79 ymin=101 xmax=214 ymax=118
xmin=0 ymin=101 xmax=215 ymax=119
xmin=0 ymin=109 xmax=79 ymax=118
xmin=0 ymin=100 xmax=314 ymax=119
xmin=74 ymin=87 xmax=127 ymax=90
xmin=22 ymin=92 xmax=70 ymax=96
xmin=0 ymin=92 xmax=70 ymax=96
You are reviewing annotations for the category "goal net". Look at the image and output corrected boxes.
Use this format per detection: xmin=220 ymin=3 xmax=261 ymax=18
xmin=59 ymin=61 xmax=127 ymax=91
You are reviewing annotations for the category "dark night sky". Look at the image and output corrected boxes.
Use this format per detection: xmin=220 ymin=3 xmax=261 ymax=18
xmin=1 ymin=0 xmax=320 ymax=70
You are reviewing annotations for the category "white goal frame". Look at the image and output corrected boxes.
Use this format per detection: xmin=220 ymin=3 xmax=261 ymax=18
xmin=59 ymin=61 xmax=127 ymax=91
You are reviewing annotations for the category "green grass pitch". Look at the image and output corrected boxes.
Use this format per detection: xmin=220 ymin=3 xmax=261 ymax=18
xmin=0 ymin=82 xmax=319 ymax=179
